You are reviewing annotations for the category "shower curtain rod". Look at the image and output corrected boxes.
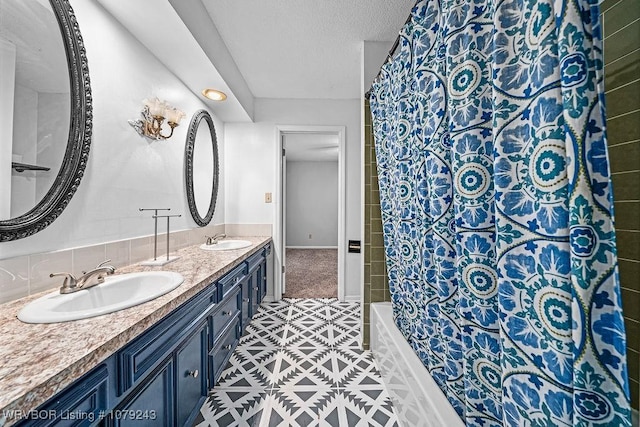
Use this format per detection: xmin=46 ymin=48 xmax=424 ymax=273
xmin=364 ymin=8 xmax=414 ymax=100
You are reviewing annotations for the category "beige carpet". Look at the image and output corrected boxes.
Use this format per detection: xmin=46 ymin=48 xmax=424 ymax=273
xmin=283 ymin=249 xmax=338 ymax=298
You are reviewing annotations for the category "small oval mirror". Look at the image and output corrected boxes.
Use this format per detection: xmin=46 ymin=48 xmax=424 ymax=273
xmin=185 ymin=110 xmax=219 ymax=227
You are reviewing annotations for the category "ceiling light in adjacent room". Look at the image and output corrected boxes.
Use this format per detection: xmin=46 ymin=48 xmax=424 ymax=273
xmin=202 ymin=89 xmax=227 ymax=101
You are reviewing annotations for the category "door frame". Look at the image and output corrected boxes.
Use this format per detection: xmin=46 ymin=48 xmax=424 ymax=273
xmin=274 ymin=125 xmax=346 ymax=301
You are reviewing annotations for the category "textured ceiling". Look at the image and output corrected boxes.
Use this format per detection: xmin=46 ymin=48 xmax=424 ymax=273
xmin=201 ymin=0 xmax=416 ymax=99
xmin=2 ymin=0 xmax=68 ymax=92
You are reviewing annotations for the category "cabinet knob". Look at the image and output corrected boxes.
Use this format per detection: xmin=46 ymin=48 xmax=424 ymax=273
xmin=243 ymin=298 xmax=249 ymax=303
xmin=187 ymin=370 xmax=199 ymax=378
xmin=222 ymin=311 xmax=233 ymax=316
xmin=223 ymin=344 xmax=232 ymax=350
xmin=263 ymin=277 xmax=266 ymax=281
xmin=235 ymin=277 xmax=240 ymax=283
xmin=254 ymin=287 xmax=258 ymax=291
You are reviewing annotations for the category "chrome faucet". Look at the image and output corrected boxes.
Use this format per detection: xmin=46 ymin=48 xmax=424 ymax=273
xmin=50 ymin=260 xmax=116 ymax=294
xmin=205 ymin=233 xmax=226 ymax=245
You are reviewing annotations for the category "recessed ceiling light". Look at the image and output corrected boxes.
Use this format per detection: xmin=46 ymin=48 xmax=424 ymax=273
xmin=202 ymin=89 xmax=227 ymax=101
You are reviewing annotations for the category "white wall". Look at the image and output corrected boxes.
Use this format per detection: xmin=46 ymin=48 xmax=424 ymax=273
xmin=225 ymin=98 xmax=361 ymax=300
xmin=0 ymin=0 xmax=225 ymax=259
xmin=0 ymin=38 xmax=16 ymax=219
xmin=286 ymin=161 xmax=338 ymax=247
xmin=10 ymin=84 xmax=37 ymax=218
xmin=362 ymin=41 xmax=393 ymax=96
xmin=36 ymin=92 xmax=70 ymax=203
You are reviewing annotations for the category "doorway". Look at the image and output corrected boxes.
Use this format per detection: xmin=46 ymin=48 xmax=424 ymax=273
xmin=274 ymin=125 xmax=346 ymax=301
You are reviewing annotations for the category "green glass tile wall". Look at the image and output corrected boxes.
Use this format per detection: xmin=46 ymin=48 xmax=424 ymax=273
xmin=602 ymin=0 xmax=640 ymax=412
xmin=363 ymin=99 xmax=391 ymax=350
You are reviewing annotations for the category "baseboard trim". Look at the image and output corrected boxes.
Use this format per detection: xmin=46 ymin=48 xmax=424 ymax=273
xmin=344 ymin=295 xmax=360 ymax=303
xmin=286 ymin=246 xmax=338 ymax=250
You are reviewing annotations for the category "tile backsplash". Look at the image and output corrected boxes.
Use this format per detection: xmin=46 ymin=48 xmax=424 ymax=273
xmin=0 ymin=223 xmax=271 ymax=304
xmin=362 ymin=99 xmax=392 ymax=350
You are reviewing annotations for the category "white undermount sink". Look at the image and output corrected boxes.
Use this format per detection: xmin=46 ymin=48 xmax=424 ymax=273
xmin=200 ymin=240 xmax=252 ymax=251
xmin=17 ymin=271 xmax=184 ymax=324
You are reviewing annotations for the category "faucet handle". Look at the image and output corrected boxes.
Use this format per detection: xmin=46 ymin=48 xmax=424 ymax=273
xmin=96 ymin=259 xmax=116 ymax=274
xmin=81 ymin=260 xmax=115 ymax=275
xmin=50 ymin=272 xmax=76 ymax=279
xmin=50 ymin=272 xmax=78 ymax=292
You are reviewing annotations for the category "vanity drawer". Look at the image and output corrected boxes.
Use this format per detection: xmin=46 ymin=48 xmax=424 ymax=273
xmin=117 ymin=283 xmax=217 ymax=396
xmin=210 ymin=318 xmax=241 ymax=383
xmin=210 ymin=287 xmax=241 ymax=344
xmin=217 ymin=263 xmax=248 ymax=299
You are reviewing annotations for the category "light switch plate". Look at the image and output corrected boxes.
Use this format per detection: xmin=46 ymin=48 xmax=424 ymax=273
xmin=265 ymin=192 xmax=272 ymax=203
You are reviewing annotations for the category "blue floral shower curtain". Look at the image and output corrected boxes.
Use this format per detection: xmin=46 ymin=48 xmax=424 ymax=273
xmin=369 ymin=0 xmax=631 ymax=425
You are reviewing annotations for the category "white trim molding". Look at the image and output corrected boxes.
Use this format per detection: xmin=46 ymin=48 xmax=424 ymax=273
xmin=275 ymin=125 xmax=347 ymax=302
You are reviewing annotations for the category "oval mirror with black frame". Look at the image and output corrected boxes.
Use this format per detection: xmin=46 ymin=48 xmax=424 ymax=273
xmin=0 ymin=0 xmax=92 ymax=242
xmin=185 ymin=110 xmax=219 ymax=227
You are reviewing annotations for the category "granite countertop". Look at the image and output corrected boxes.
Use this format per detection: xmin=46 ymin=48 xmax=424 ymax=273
xmin=0 ymin=236 xmax=271 ymax=425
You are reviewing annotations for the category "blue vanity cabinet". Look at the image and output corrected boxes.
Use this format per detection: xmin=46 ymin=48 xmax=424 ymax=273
xmin=16 ymin=242 xmax=273 ymax=427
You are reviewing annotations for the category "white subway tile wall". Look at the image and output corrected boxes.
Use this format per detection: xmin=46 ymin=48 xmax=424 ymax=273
xmin=0 ymin=223 xmax=265 ymax=304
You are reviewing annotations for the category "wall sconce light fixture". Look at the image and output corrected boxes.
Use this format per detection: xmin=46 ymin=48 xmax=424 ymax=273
xmin=129 ymin=98 xmax=186 ymax=140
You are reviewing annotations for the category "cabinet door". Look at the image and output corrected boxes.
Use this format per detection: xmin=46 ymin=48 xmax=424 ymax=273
xmin=175 ymin=322 xmax=208 ymax=426
xmin=112 ymin=358 xmax=174 ymax=427
xmin=15 ymin=365 xmax=110 ymax=427
xmin=259 ymin=255 xmax=268 ymax=302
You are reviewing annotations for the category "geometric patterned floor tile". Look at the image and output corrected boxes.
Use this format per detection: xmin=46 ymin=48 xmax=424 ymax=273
xmin=262 ymin=387 xmax=341 ymax=427
xmin=331 ymin=348 xmax=385 ymax=389
xmin=339 ymin=389 xmax=399 ymax=427
xmin=238 ymin=322 xmax=287 ymax=348
xmin=272 ymin=347 xmax=336 ymax=388
xmin=194 ymin=298 xmax=398 ymax=427
xmin=217 ymin=347 xmax=281 ymax=389
xmin=193 ymin=388 xmax=267 ymax=427
xmin=283 ymin=322 xmax=361 ymax=349
xmin=314 ymin=304 xmax=361 ymax=324
xmin=252 ymin=304 xmax=290 ymax=324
